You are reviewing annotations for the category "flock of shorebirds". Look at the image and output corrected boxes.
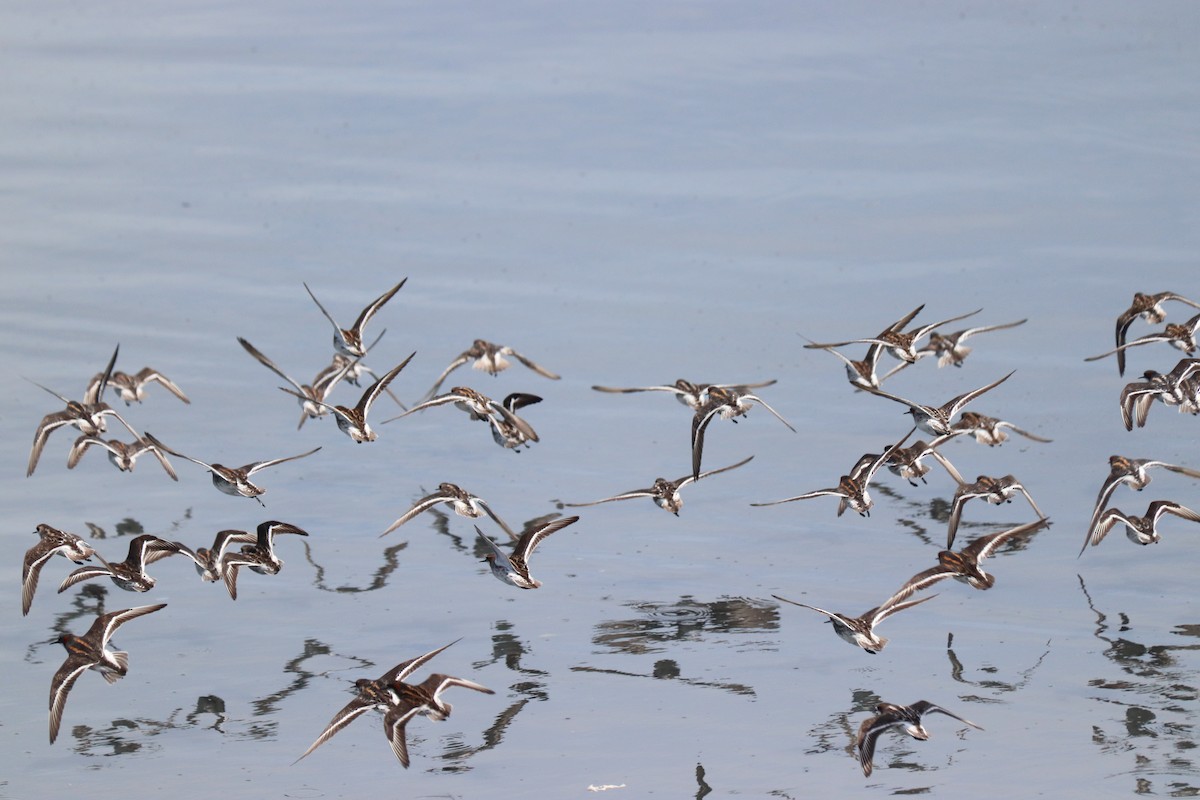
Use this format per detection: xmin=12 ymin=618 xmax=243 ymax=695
xmin=21 ymin=281 xmax=1200 ymax=777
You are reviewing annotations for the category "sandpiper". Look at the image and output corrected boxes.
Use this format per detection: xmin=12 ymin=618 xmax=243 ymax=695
xmin=863 ymin=371 xmax=1015 ymax=437
xmin=26 ymin=345 xmax=140 ymax=477
xmin=175 ymin=529 xmax=259 ymax=583
xmin=915 ymin=318 xmax=1028 ymax=369
xmin=380 ymin=483 xmax=517 ymax=539
xmin=144 ymin=432 xmax=321 ymax=504
xmin=219 ymin=520 xmax=309 ymax=600
xmin=475 ymin=516 xmax=578 ymax=589
xmin=882 ymin=434 xmax=964 ymax=486
xmin=385 ymin=386 xmax=540 ymax=448
xmin=238 ymin=336 xmax=357 ymax=428
xmin=945 ymin=474 xmax=1046 ymax=550
xmin=66 ymin=434 xmax=179 ymax=480
xmin=691 ymin=385 xmax=795 ymax=480
xmin=591 ymin=378 xmax=777 ymax=411
xmin=949 ymin=410 xmax=1052 ymax=446
xmin=752 ymin=429 xmax=914 ymax=517
xmin=23 ymin=524 xmax=97 ymax=616
xmin=421 ymin=339 xmax=560 ymax=401
xmin=57 ymin=534 xmax=187 ymax=594
xmin=281 ymin=353 xmax=416 ymax=443
xmin=1086 ymin=455 xmax=1200 ymax=536
xmin=1086 ymin=312 xmax=1200 ymax=374
xmin=772 ymin=589 xmax=938 ymax=654
xmin=855 ymin=700 xmax=982 ymax=777
xmin=1113 ymin=291 xmax=1200 ymax=376
xmin=564 ymin=455 xmax=754 ymax=516
xmin=897 ymin=519 xmax=1050 ymax=593
xmin=48 ymin=603 xmax=168 ymax=744
xmin=86 ymin=366 xmax=190 ymax=406
xmin=487 ymin=393 xmax=544 ymax=451
xmin=304 ymin=278 xmax=407 ymax=358
xmin=1082 ymin=500 xmax=1200 ymax=553
xmin=294 ymin=639 xmax=492 ymax=768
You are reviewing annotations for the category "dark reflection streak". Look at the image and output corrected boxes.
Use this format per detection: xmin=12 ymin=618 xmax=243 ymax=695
xmin=251 ymin=638 xmax=374 ymax=719
xmin=592 ymin=596 xmax=779 ymax=656
xmin=875 ymin=485 xmax=1031 ymax=544
xmin=63 ymin=693 xmax=276 ymax=755
xmin=1077 ymin=574 xmax=1199 ymax=793
xmin=570 ymin=663 xmax=755 ymax=697
xmin=806 ymin=688 xmax=876 ymax=758
xmin=472 ymin=620 xmax=546 ymax=677
xmin=300 ymin=539 xmax=408 ymax=594
xmin=945 ymin=631 xmax=1051 ymax=695
xmin=435 ymin=697 xmax=531 ymax=770
xmin=696 ymin=763 xmax=713 ymax=800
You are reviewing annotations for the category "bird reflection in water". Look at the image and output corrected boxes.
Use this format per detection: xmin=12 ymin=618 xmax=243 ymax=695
xmin=301 ymin=539 xmax=408 ymax=594
xmin=1078 ymin=574 xmax=1199 ymax=794
xmin=944 ymin=632 xmax=1050 ymax=696
xmin=591 ymin=596 xmax=779 ymax=655
xmin=576 ymin=596 xmax=776 ymax=696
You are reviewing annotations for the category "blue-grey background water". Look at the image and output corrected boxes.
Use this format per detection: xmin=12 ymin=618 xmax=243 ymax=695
xmin=2 ymin=2 xmax=1198 ymax=797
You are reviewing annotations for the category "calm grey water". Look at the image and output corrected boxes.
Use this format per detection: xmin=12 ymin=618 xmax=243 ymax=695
xmin=3 ymin=2 xmax=1199 ymax=798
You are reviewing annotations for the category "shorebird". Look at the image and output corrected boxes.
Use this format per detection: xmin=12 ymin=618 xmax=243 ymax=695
xmin=947 ymin=411 xmax=1051 ymax=446
xmin=1081 ymin=500 xmax=1200 ymax=553
xmin=219 ymin=520 xmax=309 ymax=600
xmin=772 ymin=589 xmax=938 ymax=654
xmin=421 ymin=339 xmax=560 ymax=401
xmin=945 ymin=474 xmax=1046 ymax=550
xmin=238 ymin=336 xmax=358 ymax=428
xmin=26 ymin=345 xmax=140 ymax=477
xmin=1118 ymin=359 xmax=1200 ymax=430
xmin=1086 ymin=312 xmax=1200 ymax=374
xmin=48 ymin=603 xmax=168 ymax=744
xmin=1112 ymin=291 xmax=1200 ymax=376
xmin=591 ymin=379 xmax=777 ymax=411
xmin=57 ymin=534 xmax=187 ymax=594
xmin=802 ymin=304 xmax=925 ymax=368
xmin=563 ymin=455 xmax=754 ymax=516
xmin=914 ymin=318 xmax=1028 ymax=369
xmin=896 ymin=519 xmax=1049 ymax=593
xmin=66 ymin=434 xmax=178 ymax=480
xmin=882 ymin=434 xmax=964 ymax=486
xmin=385 ymin=386 xmax=540 ymax=448
xmin=751 ymin=429 xmax=914 ymax=517
xmin=175 ymin=529 xmax=260 ymax=583
xmin=691 ymin=385 xmax=795 ymax=480
xmin=143 ymin=432 xmax=321 ymax=505
xmin=85 ymin=366 xmax=190 ymax=406
xmin=23 ymin=524 xmax=97 ymax=616
xmin=380 ymin=483 xmax=517 ymax=539
xmin=862 ymin=371 xmax=1015 ymax=437
xmin=475 ymin=516 xmax=578 ymax=589
xmin=280 ymin=353 xmax=416 ymax=443
xmin=1086 ymin=455 xmax=1200 ymax=536
xmin=294 ymin=639 xmax=493 ymax=768
xmin=802 ymin=337 xmax=892 ymax=391
xmin=855 ymin=700 xmax=983 ymax=777
xmin=486 ymin=393 xmax=544 ymax=451
xmin=806 ymin=306 xmax=981 ymax=365
xmin=304 ymin=278 xmax=407 ymax=358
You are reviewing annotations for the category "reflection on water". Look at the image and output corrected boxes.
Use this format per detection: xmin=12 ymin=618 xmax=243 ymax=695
xmin=60 ymin=694 xmax=264 ymax=756
xmin=576 ymin=595 xmax=775 ymax=697
xmin=695 ymin=763 xmax=713 ymax=799
xmin=301 ymin=539 xmax=408 ymax=594
xmin=592 ymin=596 xmax=779 ymax=655
xmin=945 ymin=632 xmax=1051 ymax=700
xmin=1079 ymin=575 xmax=1199 ymax=795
